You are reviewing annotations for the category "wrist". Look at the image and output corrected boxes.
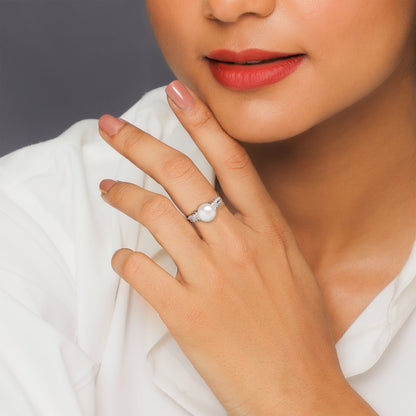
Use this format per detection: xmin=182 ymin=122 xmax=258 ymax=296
xmin=326 ymin=383 xmax=379 ymax=416
xmin=258 ymin=377 xmax=378 ymax=416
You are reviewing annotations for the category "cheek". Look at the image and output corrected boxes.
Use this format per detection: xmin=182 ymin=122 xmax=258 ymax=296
xmin=299 ymin=0 xmax=416 ymax=76
xmin=145 ymin=0 xmax=199 ymax=81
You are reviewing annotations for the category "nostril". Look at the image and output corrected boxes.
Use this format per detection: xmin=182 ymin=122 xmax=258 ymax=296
xmin=202 ymin=0 xmax=275 ymax=23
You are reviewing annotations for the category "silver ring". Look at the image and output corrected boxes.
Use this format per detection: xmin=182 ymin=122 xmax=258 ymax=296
xmin=187 ymin=196 xmax=223 ymax=223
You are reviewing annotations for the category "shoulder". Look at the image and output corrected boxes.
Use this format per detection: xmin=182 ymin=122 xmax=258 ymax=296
xmin=0 ymin=84 xmax=179 ymax=250
xmin=0 ymin=86 xmax=179 ymax=326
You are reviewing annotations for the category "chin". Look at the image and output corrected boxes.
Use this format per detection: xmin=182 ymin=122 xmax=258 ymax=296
xmin=220 ymin=124 xmax=290 ymax=143
xmin=211 ymin=108 xmax=311 ymax=144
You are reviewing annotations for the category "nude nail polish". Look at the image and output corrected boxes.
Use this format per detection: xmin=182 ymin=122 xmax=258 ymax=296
xmin=165 ymin=80 xmax=193 ymax=110
xmin=99 ymin=115 xmax=126 ymax=137
xmin=99 ymin=179 xmax=117 ymax=194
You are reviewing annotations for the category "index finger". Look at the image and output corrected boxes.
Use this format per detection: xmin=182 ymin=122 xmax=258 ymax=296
xmin=165 ymin=81 xmax=279 ymax=227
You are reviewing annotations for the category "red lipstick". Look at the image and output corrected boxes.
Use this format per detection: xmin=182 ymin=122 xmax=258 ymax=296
xmin=206 ymin=48 xmax=305 ymax=90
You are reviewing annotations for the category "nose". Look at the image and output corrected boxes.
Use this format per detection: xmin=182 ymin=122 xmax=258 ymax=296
xmin=202 ymin=0 xmax=275 ymax=23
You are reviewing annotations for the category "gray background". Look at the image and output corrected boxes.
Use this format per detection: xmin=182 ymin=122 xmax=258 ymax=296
xmin=0 ymin=1 xmax=174 ymax=156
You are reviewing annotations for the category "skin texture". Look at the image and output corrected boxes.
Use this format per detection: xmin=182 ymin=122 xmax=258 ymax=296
xmin=144 ymin=0 xmax=416 ymax=342
xmin=97 ymin=0 xmax=416 ymax=414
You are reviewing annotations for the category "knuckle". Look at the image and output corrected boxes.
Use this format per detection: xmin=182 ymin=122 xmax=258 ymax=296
xmin=160 ymin=154 xmax=197 ymax=182
xmin=223 ymin=146 xmax=251 ymax=173
xmin=275 ymin=227 xmax=292 ymax=250
xmin=190 ymin=106 xmax=213 ymax=130
xmin=120 ymin=251 xmax=147 ymax=278
xmin=210 ymin=223 xmax=256 ymax=264
xmin=140 ymin=195 xmax=173 ymax=222
xmin=108 ymin=182 xmax=130 ymax=204
xmin=232 ymin=240 xmax=254 ymax=263
xmin=267 ymin=219 xmax=292 ymax=250
xmin=119 ymin=127 xmax=146 ymax=156
xmin=221 ymin=223 xmax=255 ymax=260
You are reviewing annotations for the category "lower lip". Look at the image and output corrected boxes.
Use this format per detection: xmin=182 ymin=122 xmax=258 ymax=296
xmin=207 ymin=55 xmax=305 ymax=90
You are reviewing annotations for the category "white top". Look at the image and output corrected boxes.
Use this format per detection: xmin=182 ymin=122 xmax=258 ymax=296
xmin=0 ymin=86 xmax=415 ymax=416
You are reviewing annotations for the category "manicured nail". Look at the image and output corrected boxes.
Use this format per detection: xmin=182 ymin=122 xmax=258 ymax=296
xmin=165 ymin=80 xmax=193 ymax=110
xmin=98 ymin=115 xmax=126 ymax=137
xmin=100 ymin=179 xmax=118 ymax=194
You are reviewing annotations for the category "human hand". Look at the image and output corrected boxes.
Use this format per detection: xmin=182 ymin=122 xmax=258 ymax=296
xmin=98 ymin=81 xmax=377 ymax=416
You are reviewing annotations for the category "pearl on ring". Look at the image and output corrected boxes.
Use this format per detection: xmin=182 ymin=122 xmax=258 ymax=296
xmin=197 ymin=203 xmax=217 ymax=222
xmin=187 ymin=196 xmax=223 ymax=223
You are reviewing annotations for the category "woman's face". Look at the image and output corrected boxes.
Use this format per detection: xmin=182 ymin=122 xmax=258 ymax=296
xmin=146 ymin=0 xmax=416 ymax=143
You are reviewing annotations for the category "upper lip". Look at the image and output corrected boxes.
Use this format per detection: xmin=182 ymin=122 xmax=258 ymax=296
xmin=206 ymin=48 xmax=300 ymax=63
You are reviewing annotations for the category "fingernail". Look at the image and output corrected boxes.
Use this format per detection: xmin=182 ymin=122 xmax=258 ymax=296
xmin=100 ymin=179 xmax=118 ymax=194
xmin=98 ymin=115 xmax=126 ymax=137
xmin=165 ymin=80 xmax=193 ymax=110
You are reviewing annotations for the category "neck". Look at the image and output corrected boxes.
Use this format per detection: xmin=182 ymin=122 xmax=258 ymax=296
xmin=242 ymin=52 xmax=416 ymax=271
